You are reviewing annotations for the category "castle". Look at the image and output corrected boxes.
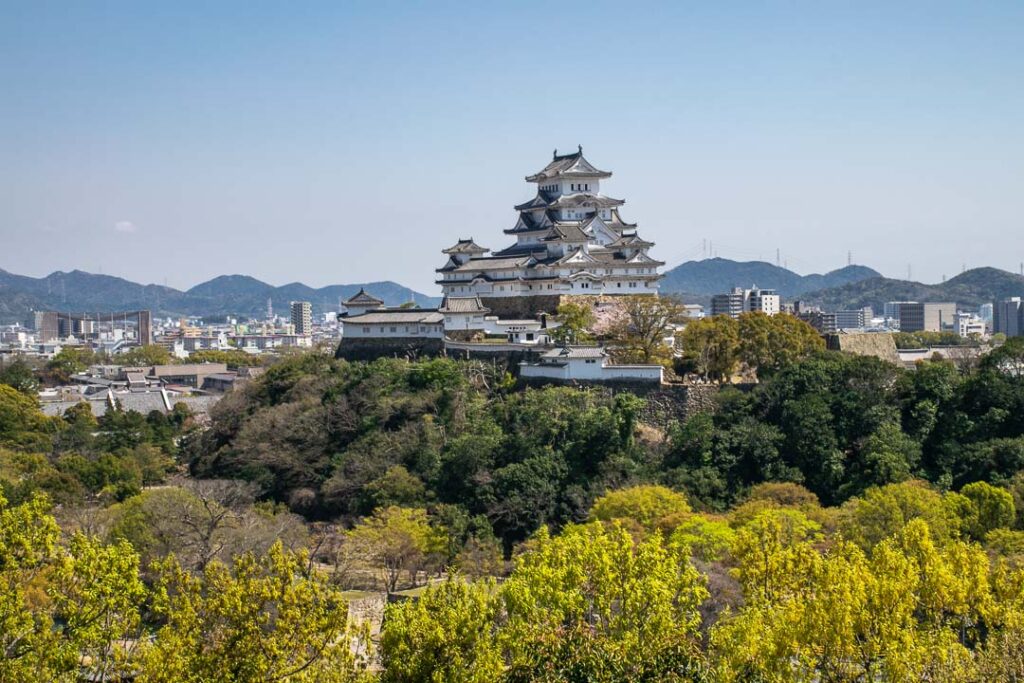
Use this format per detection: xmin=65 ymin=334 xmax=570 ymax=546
xmin=336 ymin=148 xmax=666 ymax=383
xmin=436 ymin=147 xmax=663 ymax=317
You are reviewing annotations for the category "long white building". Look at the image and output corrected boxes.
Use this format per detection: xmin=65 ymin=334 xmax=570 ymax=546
xmin=436 ymin=147 xmax=663 ymax=313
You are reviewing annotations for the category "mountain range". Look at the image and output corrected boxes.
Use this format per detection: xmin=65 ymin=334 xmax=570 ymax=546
xmin=2 ymin=260 xmax=1021 ymax=324
xmin=0 ymin=269 xmax=440 ymax=323
xmin=659 ymin=258 xmax=881 ymax=302
xmin=795 ymin=267 xmax=1024 ymax=312
xmin=657 ymin=260 xmax=1023 ymax=312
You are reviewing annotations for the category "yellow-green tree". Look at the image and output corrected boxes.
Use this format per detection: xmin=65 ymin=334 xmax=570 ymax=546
xmin=380 ymin=577 xmax=503 ymax=683
xmin=137 ymin=543 xmax=367 ymax=683
xmin=0 ymin=493 xmax=145 ymax=683
xmin=552 ymin=301 xmax=596 ymax=344
xmin=959 ymin=481 xmax=1016 ymax=540
xmin=501 ymin=522 xmax=708 ymax=681
xmin=589 ymin=484 xmax=691 ymax=533
xmin=347 ymin=506 xmax=446 ymax=593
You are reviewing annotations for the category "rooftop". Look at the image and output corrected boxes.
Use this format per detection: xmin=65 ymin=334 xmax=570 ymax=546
xmin=438 ymin=295 xmax=490 ymax=314
xmin=342 ymin=310 xmax=444 ymax=324
xmin=541 ymin=345 xmax=608 ymax=360
xmin=344 ymin=288 xmax=385 ymax=306
xmin=525 ymin=147 xmax=612 ymax=182
xmin=443 ymin=238 xmax=489 ymax=255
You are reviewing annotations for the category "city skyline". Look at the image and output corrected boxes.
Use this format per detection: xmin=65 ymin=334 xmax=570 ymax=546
xmin=2 ymin=2 xmax=1022 ymax=292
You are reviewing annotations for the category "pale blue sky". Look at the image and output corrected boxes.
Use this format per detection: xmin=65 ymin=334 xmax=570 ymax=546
xmin=1 ymin=1 xmax=1022 ymax=293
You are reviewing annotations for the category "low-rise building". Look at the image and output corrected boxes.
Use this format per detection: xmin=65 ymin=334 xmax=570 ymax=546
xmin=341 ymin=310 xmax=446 ymax=340
xmin=519 ymin=345 xmax=663 ymax=383
xmin=955 ymin=312 xmax=986 ymax=338
xmin=835 ymin=307 xmax=873 ymax=330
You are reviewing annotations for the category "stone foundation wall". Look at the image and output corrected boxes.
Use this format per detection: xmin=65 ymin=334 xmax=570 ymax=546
xmin=335 ymin=337 xmax=444 ymax=362
xmin=637 ymin=384 xmax=722 ymax=428
xmin=516 ymin=378 xmax=727 ymax=427
xmin=479 ymin=295 xmax=563 ymax=319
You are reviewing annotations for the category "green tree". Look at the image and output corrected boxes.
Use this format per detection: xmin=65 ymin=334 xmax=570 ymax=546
xmin=116 ymin=344 xmax=172 ymax=367
xmin=0 ymin=384 xmax=56 ymax=451
xmin=0 ymin=358 xmax=39 ymax=395
xmin=678 ymin=315 xmax=740 ymax=381
xmin=552 ymin=300 xmax=597 ymax=344
xmin=45 ymin=347 xmax=97 ymax=384
xmin=736 ymin=311 xmax=824 ymax=375
xmin=959 ymin=481 xmax=1016 ymax=540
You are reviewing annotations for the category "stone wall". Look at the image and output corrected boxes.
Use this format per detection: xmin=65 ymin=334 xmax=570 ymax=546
xmin=335 ymin=337 xmax=444 ymax=362
xmin=637 ymin=384 xmax=722 ymax=428
xmin=516 ymin=378 xmax=730 ymax=427
xmin=479 ymin=295 xmax=563 ymax=319
xmin=826 ymin=332 xmax=901 ymax=365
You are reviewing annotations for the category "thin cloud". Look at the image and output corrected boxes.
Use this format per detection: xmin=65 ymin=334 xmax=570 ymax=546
xmin=114 ymin=220 xmax=137 ymax=233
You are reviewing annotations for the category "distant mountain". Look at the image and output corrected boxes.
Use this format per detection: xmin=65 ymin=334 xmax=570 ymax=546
xmin=798 ymin=267 xmax=1024 ymax=312
xmin=0 ymin=268 xmax=440 ymax=323
xmin=660 ymin=258 xmax=881 ymax=303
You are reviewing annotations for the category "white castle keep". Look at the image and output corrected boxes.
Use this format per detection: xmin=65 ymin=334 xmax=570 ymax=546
xmin=436 ymin=147 xmax=663 ymax=311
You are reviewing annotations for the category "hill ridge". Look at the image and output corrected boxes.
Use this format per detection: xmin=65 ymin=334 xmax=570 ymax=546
xmin=0 ymin=268 xmax=440 ymax=323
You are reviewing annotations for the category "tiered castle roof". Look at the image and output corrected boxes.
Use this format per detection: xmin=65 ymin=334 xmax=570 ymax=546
xmin=437 ymin=147 xmax=663 ymax=288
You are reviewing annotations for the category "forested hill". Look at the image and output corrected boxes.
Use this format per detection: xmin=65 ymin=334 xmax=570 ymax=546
xmin=660 ymin=258 xmax=880 ymax=302
xmin=798 ymin=266 xmax=1024 ymax=312
xmin=0 ymin=267 xmax=439 ymax=322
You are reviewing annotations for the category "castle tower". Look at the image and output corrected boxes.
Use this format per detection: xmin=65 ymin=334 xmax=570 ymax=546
xmin=436 ymin=147 xmax=663 ymax=317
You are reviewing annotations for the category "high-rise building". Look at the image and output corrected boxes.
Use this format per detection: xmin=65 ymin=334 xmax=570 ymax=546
xmin=993 ymin=297 xmax=1023 ymax=337
xmin=898 ymin=303 xmax=957 ymax=333
xmin=710 ymin=288 xmax=746 ymax=318
xmin=710 ymin=286 xmax=779 ymax=318
xmin=290 ymin=301 xmax=313 ymax=335
xmin=884 ymin=301 xmax=917 ymax=323
xmin=748 ymin=288 xmax=780 ymax=315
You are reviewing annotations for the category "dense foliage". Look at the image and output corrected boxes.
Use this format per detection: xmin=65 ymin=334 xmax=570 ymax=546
xmin=188 ymin=354 xmax=648 ymax=547
xmin=7 ymin=479 xmax=1024 ymax=681
xmin=667 ymin=340 xmax=1024 ymax=509
xmin=3 ymin=338 xmax=1024 ymax=680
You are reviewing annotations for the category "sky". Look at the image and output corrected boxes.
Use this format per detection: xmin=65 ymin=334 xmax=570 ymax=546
xmin=1 ymin=1 xmax=1022 ymax=294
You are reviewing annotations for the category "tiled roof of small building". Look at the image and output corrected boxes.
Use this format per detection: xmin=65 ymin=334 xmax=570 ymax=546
xmin=438 ymin=295 xmax=490 ymax=314
xmin=541 ymin=346 xmax=607 ymax=360
xmin=343 ymin=310 xmax=444 ymax=324
xmin=344 ymin=288 xmax=385 ymax=306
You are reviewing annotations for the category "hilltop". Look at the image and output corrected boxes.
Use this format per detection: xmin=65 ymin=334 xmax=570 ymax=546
xmin=799 ymin=266 xmax=1024 ymax=311
xmin=660 ymin=258 xmax=880 ymax=303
